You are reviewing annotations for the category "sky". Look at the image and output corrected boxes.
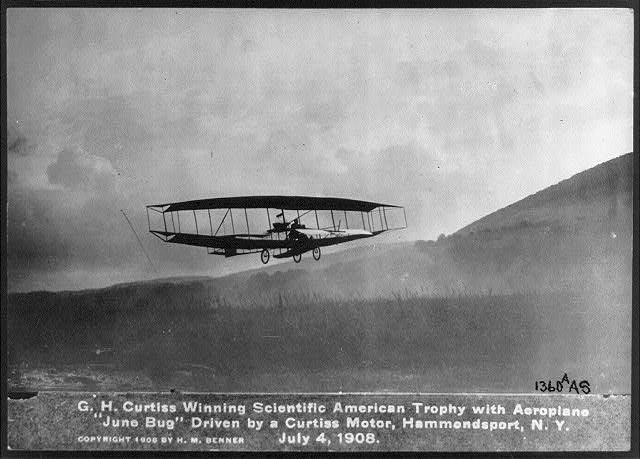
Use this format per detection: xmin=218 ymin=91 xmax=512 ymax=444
xmin=6 ymin=8 xmax=634 ymax=292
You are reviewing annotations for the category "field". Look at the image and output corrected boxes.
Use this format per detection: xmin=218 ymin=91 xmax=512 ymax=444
xmin=7 ymin=283 xmax=630 ymax=394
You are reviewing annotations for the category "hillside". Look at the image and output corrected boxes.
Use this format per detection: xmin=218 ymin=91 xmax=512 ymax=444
xmin=456 ymin=152 xmax=633 ymax=236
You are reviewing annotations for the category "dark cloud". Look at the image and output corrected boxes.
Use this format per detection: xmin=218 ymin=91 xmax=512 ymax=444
xmin=7 ymin=125 xmax=32 ymax=156
xmin=7 ymin=183 xmax=217 ymax=291
xmin=7 ymin=187 xmax=73 ymax=270
xmin=8 ymin=135 xmax=28 ymax=155
xmin=47 ymin=148 xmax=117 ymax=192
xmin=7 ymin=187 xmax=118 ymax=269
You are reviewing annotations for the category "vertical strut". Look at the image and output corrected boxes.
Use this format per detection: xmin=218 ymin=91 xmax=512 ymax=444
xmin=361 ymin=211 xmax=365 ymax=230
xmin=331 ymin=210 xmax=335 ymax=231
xmin=230 ymin=209 xmax=235 ymax=234
xmin=280 ymin=209 xmax=284 ymax=254
xmin=208 ymin=209 xmax=213 ymax=236
xmin=344 ymin=210 xmax=348 ymax=229
xmin=193 ymin=210 xmax=198 ymax=234
xmin=315 ymin=210 xmax=320 ymax=229
xmin=244 ymin=208 xmax=250 ymax=236
xmin=383 ymin=207 xmax=389 ymax=230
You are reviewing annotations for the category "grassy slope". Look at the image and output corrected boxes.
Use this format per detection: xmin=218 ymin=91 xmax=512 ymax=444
xmin=456 ymin=152 xmax=633 ymax=236
xmin=7 ymin=288 xmax=629 ymax=392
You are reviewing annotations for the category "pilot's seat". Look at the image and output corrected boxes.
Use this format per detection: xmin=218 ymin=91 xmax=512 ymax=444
xmin=272 ymin=221 xmax=288 ymax=232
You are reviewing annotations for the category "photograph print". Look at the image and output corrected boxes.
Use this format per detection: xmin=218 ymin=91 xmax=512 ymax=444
xmin=5 ymin=7 xmax=635 ymax=452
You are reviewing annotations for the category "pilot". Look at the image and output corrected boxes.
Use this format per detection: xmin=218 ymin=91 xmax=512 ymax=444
xmin=271 ymin=212 xmax=287 ymax=232
xmin=291 ymin=218 xmax=305 ymax=230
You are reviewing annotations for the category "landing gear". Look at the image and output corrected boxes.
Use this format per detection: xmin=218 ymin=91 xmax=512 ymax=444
xmin=312 ymin=247 xmax=321 ymax=261
xmin=261 ymin=249 xmax=270 ymax=264
xmin=293 ymin=253 xmax=302 ymax=263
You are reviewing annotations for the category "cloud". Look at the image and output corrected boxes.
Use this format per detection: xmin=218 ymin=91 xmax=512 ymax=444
xmin=47 ymin=148 xmax=117 ymax=192
xmin=7 ymin=124 xmax=32 ymax=156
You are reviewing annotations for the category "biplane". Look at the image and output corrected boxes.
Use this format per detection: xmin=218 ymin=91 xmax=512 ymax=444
xmin=146 ymin=196 xmax=406 ymax=264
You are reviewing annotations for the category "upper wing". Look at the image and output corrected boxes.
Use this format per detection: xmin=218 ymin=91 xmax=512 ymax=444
xmin=148 ymin=195 xmax=399 ymax=212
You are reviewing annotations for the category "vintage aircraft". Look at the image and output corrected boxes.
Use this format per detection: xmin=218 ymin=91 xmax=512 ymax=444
xmin=146 ymin=196 xmax=406 ymax=264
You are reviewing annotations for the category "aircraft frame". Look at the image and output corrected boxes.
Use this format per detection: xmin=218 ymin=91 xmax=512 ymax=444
xmin=146 ymin=196 xmax=407 ymax=264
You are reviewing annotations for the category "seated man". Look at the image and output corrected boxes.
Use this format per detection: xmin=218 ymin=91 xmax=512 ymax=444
xmin=290 ymin=218 xmax=306 ymax=230
xmin=269 ymin=211 xmax=289 ymax=233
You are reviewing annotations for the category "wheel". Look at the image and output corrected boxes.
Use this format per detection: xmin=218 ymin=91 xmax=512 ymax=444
xmin=312 ymin=247 xmax=321 ymax=261
xmin=260 ymin=249 xmax=270 ymax=264
xmin=293 ymin=253 xmax=302 ymax=263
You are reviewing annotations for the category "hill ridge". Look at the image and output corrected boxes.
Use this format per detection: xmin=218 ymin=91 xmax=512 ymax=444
xmin=455 ymin=152 xmax=633 ymax=236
